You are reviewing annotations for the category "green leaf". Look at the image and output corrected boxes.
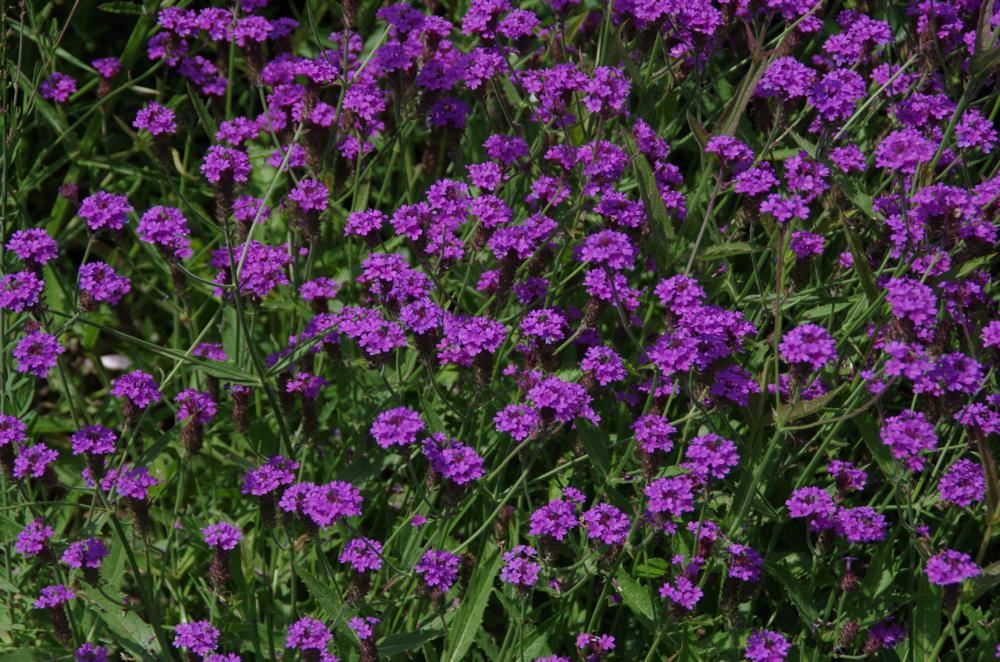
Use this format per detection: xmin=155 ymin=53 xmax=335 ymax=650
xmin=614 ymin=570 xmax=655 ymax=631
xmin=631 ymin=149 xmax=677 ymax=270
xmin=715 ymin=57 xmax=768 ymax=137
xmin=80 ymin=586 xmax=160 ymax=659
xmin=298 ymin=568 xmax=354 ymax=638
xmin=776 ymin=383 xmax=845 ymax=424
xmin=840 ymin=218 xmax=880 ymax=305
xmin=442 ymin=547 xmax=502 ymax=662
xmin=913 ymin=578 xmax=941 ymax=659
xmin=98 ymin=2 xmax=144 ymax=15
xmin=697 ymin=241 xmax=754 ymax=261
xmin=576 ymin=420 xmax=612 ymax=480
xmin=379 ymin=630 xmax=444 ymax=657
xmin=769 ymin=557 xmax=819 ymax=623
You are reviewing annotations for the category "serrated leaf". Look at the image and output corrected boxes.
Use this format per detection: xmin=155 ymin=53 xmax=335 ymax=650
xmin=776 ymin=383 xmax=844 ymax=424
xmin=769 ymin=558 xmax=819 ymax=623
xmin=442 ymin=547 xmax=501 ymax=662
xmin=614 ymin=570 xmax=655 ymax=631
xmin=576 ymin=420 xmax=611 ymax=479
xmin=298 ymin=568 xmax=354 ymax=638
xmin=631 ymin=149 xmax=677 ymax=270
xmin=80 ymin=586 xmax=160 ymax=658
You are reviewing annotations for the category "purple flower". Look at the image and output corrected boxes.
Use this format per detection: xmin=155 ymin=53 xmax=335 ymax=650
xmin=92 ymin=57 xmax=121 ymax=79
xmin=756 ymin=57 xmax=815 ymax=100
xmin=212 ymin=241 xmax=291 ymax=300
xmin=659 ymin=575 xmax=702 ymax=611
xmin=295 ymin=480 xmax=363 ymax=527
xmin=835 ymin=506 xmax=887 ymax=543
xmin=15 ymin=518 xmax=53 ymax=556
xmin=520 ymin=308 xmax=567 ymax=344
xmin=581 ymin=502 xmax=630 ymax=545
xmin=727 ymin=544 xmax=763 ymax=581
xmin=289 ymin=178 xmax=329 ymax=212
xmin=242 ymin=456 xmax=298 ymax=496
xmin=789 ymin=231 xmax=825 ymax=259
xmin=500 ymin=545 xmax=541 ymax=588
xmin=111 ymin=370 xmax=161 ymax=409
xmin=581 ymin=345 xmax=626 ymax=385
xmin=828 ymin=460 xmax=866 ymax=492
xmin=370 ymin=407 xmax=424 ymax=449
xmin=71 ymin=425 xmax=117 ymax=456
xmin=744 ymin=629 xmax=790 ymax=662
xmin=202 ymin=522 xmax=242 ymax=550
xmin=75 ymin=643 xmax=110 ymax=662
xmin=576 ymin=632 xmax=615 ymax=659
xmin=527 ymin=375 xmax=598 ymax=425
xmin=416 ymin=549 xmax=461 ymax=592
xmin=349 ymin=616 xmax=379 ymax=641
xmin=422 ymin=433 xmax=485 ymax=485
xmin=0 ymin=414 xmax=27 ymax=449
xmin=6 ymin=228 xmax=57 ymax=265
xmin=807 ymin=68 xmax=866 ymax=126
xmin=682 ymin=433 xmax=739 ymax=483
xmin=779 ymin=324 xmax=836 ymax=370
xmin=34 ymin=585 xmax=75 ymax=609
xmin=885 ymin=277 xmax=937 ymax=339
xmin=173 ymin=621 xmax=220 ymax=656
xmin=786 ymin=487 xmax=836 ymax=530
xmin=494 ymin=404 xmax=540 ymax=442
xmin=925 ymin=549 xmax=980 ymax=586
xmin=101 ymin=464 xmax=158 ymax=500
xmin=875 ymin=129 xmax=936 ymax=174
xmin=633 ymin=415 xmax=676 ymax=455
xmin=285 ymin=617 xmax=333 ymax=652
xmin=339 ymin=537 xmax=383 ymax=572
xmin=345 ymin=209 xmax=385 ymax=238
xmin=483 ymin=134 xmax=529 ymax=164
xmin=40 ymin=73 xmax=77 ymax=102
xmin=529 ymin=493 xmax=580 ymax=541
xmin=78 ymin=191 xmax=132 ymax=232
xmin=13 ymin=444 xmax=58 ymax=480
xmin=61 ymin=538 xmax=109 ymax=569
xmin=133 ymin=102 xmax=177 ymax=135
xmin=137 ymin=206 xmax=192 ymax=259
xmin=0 ymin=271 xmax=45 ymax=312
xmin=201 ymin=145 xmax=251 ymax=184
xmin=645 ymin=475 xmax=695 ymax=519
xmin=881 ymin=410 xmax=937 ymax=472
xmin=579 ymin=230 xmax=636 ymax=271
xmin=175 ymin=389 xmax=217 ymax=424
xmin=79 ymin=263 xmax=131 ymax=305
xmin=705 ymin=135 xmax=755 ymax=174
xmin=956 ymin=108 xmax=997 ymax=153
xmin=13 ymin=331 xmax=64 ymax=378
xmin=938 ymin=459 xmax=985 ymax=508
xmin=830 ymin=144 xmax=866 ymax=172
xmin=232 ymin=195 xmax=270 ymax=225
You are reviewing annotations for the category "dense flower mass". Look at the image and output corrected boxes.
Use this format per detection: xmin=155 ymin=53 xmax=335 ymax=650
xmin=6 ymin=1 xmax=1000 ymax=659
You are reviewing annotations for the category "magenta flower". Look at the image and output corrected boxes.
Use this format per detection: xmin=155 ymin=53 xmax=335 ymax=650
xmin=415 ymin=549 xmax=460 ymax=592
xmin=288 ymin=178 xmax=329 ymax=212
xmin=40 ymin=73 xmax=77 ymax=103
xmin=6 ymin=228 xmax=57 ymax=265
xmin=0 ymin=271 xmax=45 ymax=312
xmin=938 ymin=459 xmax=985 ymax=508
xmin=779 ymin=324 xmax=836 ymax=371
xmin=15 ymin=518 xmax=53 ymax=556
xmin=13 ymin=331 xmax=64 ymax=378
xmin=286 ymin=617 xmax=332 ymax=652
xmin=925 ymin=550 xmax=980 ymax=586
xmin=500 ymin=545 xmax=541 ymax=588
xmin=175 ymin=389 xmax=217 ymax=424
xmin=744 ymin=629 xmax=790 ymax=662
xmin=133 ymin=102 xmax=177 ymax=135
xmin=201 ymin=145 xmax=251 ymax=184
xmin=61 ymin=538 xmax=109 ymax=569
xmin=173 ymin=621 xmax=220 ymax=657
xmin=111 ymin=370 xmax=161 ymax=409
xmin=422 ymin=433 xmax=485 ymax=485
xmin=659 ymin=575 xmax=703 ymax=611
xmin=34 ymin=584 xmax=76 ymax=609
xmin=71 ymin=425 xmax=117 ymax=456
xmin=339 ymin=537 xmax=383 ymax=573
xmin=370 ymin=407 xmax=424 ymax=449
xmin=581 ymin=502 xmax=630 ymax=545
xmin=202 ymin=522 xmax=242 ymax=551
xmin=137 ymin=206 xmax=192 ymax=259
xmin=78 ymin=191 xmax=132 ymax=232
xmin=79 ymin=262 xmax=131 ymax=306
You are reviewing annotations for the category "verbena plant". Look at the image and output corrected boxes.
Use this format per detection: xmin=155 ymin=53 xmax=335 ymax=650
xmin=1 ymin=0 xmax=998 ymax=660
